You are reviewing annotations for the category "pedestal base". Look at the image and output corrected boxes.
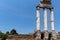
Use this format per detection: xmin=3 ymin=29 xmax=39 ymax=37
xmin=35 ymin=30 xmax=41 ymax=40
xmin=51 ymin=30 xmax=57 ymax=40
xmin=44 ymin=31 xmax=49 ymax=40
xmin=34 ymin=30 xmax=57 ymax=40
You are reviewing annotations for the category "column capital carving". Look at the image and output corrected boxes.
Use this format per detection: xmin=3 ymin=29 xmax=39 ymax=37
xmin=36 ymin=6 xmax=40 ymax=10
xmin=50 ymin=8 xmax=54 ymax=11
xmin=43 ymin=8 xmax=47 ymax=10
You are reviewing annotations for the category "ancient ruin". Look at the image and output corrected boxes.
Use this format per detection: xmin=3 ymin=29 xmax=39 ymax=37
xmin=6 ymin=0 xmax=60 ymax=40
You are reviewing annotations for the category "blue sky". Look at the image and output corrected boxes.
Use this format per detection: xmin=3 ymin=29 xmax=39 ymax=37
xmin=0 ymin=0 xmax=60 ymax=34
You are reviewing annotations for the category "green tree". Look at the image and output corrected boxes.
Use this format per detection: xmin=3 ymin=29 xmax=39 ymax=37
xmin=6 ymin=31 xmax=9 ymax=35
xmin=0 ymin=31 xmax=4 ymax=38
xmin=10 ymin=29 xmax=18 ymax=35
xmin=2 ymin=34 xmax=8 ymax=40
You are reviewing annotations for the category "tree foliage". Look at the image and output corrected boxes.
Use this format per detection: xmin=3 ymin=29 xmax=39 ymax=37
xmin=6 ymin=31 xmax=9 ymax=35
xmin=10 ymin=29 xmax=18 ymax=35
xmin=0 ymin=31 xmax=4 ymax=38
xmin=0 ymin=29 xmax=18 ymax=40
xmin=2 ymin=34 xmax=8 ymax=40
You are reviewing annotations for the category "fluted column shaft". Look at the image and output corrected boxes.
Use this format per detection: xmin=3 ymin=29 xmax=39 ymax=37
xmin=50 ymin=9 xmax=54 ymax=31
xmin=36 ymin=9 xmax=40 ymax=30
xmin=44 ymin=8 xmax=48 ymax=31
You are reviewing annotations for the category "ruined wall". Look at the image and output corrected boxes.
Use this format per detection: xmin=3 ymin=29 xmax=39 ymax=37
xmin=6 ymin=32 xmax=60 ymax=40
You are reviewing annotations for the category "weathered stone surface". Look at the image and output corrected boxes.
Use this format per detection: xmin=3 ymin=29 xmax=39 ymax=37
xmin=41 ymin=0 xmax=51 ymax=4
xmin=6 ymin=32 xmax=60 ymax=40
xmin=0 ymin=38 xmax=2 ymax=40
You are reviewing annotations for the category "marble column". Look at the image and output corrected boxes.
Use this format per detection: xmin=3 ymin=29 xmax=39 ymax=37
xmin=44 ymin=8 xmax=48 ymax=40
xmin=50 ymin=9 xmax=57 ymax=40
xmin=36 ymin=7 xmax=41 ymax=40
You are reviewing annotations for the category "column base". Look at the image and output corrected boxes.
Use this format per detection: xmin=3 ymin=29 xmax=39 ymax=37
xmin=44 ymin=31 xmax=49 ymax=40
xmin=44 ymin=38 xmax=48 ymax=40
xmin=34 ymin=30 xmax=41 ymax=40
xmin=51 ymin=30 xmax=57 ymax=40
